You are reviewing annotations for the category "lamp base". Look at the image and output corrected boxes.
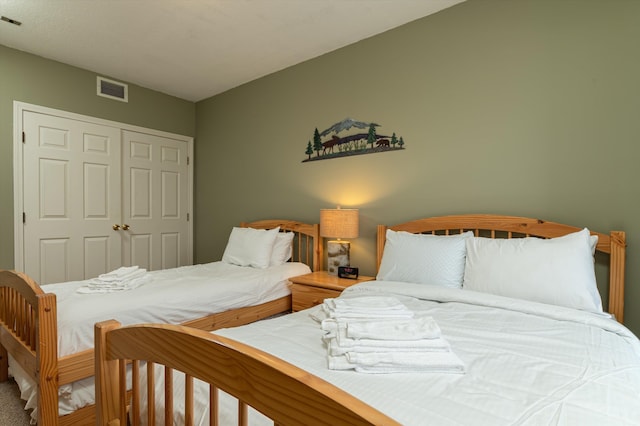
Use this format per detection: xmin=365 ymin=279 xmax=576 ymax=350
xmin=327 ymin=240 xmax=350 ymax=275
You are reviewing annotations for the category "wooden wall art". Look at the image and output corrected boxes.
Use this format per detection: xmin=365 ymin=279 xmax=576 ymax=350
xmin=302 ymin=118 xmax=405 ymax=162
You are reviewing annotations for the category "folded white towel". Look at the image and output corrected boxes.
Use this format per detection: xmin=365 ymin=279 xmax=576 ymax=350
xmin=346 ymin=316 xmax=442 ymax=341
xmin=87 ymin=268 xmax=147 ymax=287
xmin=95 ymin=266 xmax=147 ymax=282
xmin=347 ymin=350 xmax=464 ymax=368
xmin=321 ymin=318 xmax=372 ymax=338
xmin=354 ymin=363 xmax=465 ymax=374
xmin=328 ymin=351 xmax=465 ymax=374
xmin=329 ymin=296 xmax=410 ymax=311
xmin=324 ymin=296 xmax=414 ymax=319
xmin=76 ymin=271 xmax=151 ymax=294
xmin=312 ymin=297 xmax=412 ymax=323
xmin=328 ymin=337 xmax=450 ymax=356
xmin=310 ymin=308 xmax=329 ymax=323
xmin=328 ymin=355 xmax=355 ymax=370
xmin=324 ymin=306 xmax=414 ymax=320
xmin=97 ymin=266 xmax=142 ymax=281
xmin=334 ymin=328 xmax=450 ymax=350
xmin=321 ymin=315 xmax=440 ymax=340
xmin=321 ymin=318 xmax=339 ymax=334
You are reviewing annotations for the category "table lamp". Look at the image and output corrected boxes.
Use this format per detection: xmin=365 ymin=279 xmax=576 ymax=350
xmin=320 ymin=207 xmax=359 ymax=275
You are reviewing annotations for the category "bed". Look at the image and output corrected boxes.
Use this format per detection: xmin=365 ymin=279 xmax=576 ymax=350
xmin=95 ymin=214 xmax=640 ymax=425
xmin=0 ymin=219 xmax=321 ymax=426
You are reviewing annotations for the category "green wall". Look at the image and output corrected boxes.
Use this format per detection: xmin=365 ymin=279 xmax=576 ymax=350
xmin=2 ymin=0 xmax=639 ymax=334
xmin=195 ymin=0 xmax=640 ymax=334
xmin=0 ymin=44 xmax=195 ymax=270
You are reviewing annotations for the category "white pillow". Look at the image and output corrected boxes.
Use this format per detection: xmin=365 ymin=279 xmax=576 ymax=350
xmin=463 ymin=228 xmax=603 ymax=313
xmin=377 ymin=230 xmax=473 ymax=288
xmin=589 ymin=234 xmax=598 ymax=256
xmin=222 ymin=226 xmax=280 ymax=269
xmin=270 ymin=232 xmax=294 ymax=266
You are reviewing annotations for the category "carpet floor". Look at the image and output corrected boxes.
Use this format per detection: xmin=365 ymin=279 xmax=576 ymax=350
xmin=0 ymin=379 xmax=32 ymax=426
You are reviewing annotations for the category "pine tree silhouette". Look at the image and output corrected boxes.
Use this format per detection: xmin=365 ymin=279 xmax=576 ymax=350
xmin=305 ymin=141 xmax=313 ymax=159
xmin=367 ymin=123 xmax=377 ymax=149
xmin=313 ymin=128 xmax=322 ymax=157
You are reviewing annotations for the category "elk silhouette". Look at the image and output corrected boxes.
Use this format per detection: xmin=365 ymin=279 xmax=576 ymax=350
xmin=322 ymin=135 xmax=342 ymax=154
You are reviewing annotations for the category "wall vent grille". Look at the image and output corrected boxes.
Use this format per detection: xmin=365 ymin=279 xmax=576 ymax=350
xmin=97 ymin=76 xmax=128 ymax=102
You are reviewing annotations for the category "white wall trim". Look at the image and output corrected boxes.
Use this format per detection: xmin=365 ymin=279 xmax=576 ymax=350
xmin=13 ymin=101 xmax=194 ymax=272
xmin=13 ymin=102 xmax=24 ymax=271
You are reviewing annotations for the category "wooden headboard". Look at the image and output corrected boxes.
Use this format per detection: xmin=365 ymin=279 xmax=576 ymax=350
xmin=241 ymin=219 xmax=322 ymax=272
xmin=376 ymin=214 xmax=626 ymax=322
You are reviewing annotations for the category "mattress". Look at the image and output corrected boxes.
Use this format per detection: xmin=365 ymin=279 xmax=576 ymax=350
xmin=9 ymin=261 xmax=311 ymax=420
xmin=196 ymin=281 xmax=640 ymax=425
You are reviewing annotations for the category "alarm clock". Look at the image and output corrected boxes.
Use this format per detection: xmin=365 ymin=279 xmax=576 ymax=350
xmin=338 ymin=266 xmax=359 ymax=279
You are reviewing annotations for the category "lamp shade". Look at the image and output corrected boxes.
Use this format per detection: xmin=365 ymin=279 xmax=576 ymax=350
xmin=320 ymin=208 xmax=359 ymax=239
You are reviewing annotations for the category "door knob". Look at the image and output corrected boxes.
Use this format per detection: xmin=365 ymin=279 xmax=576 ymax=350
xmin=122 ymin=224 xmax=130 ymax=230
xmin=112 ymin=224 xmax=120 ymax=230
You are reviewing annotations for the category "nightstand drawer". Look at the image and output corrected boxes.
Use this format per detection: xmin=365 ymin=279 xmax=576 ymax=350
xmin=291 ymin=283 xmax=341 ymax=311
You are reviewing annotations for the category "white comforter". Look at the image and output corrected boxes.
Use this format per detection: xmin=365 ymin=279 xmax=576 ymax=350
xmin=10 ymin=261 xmax=311 ymax=420
xmin=45 ymin=261 xmax=310 ymax=356
xmin=187 ymin=281 xmax=640 ymax=426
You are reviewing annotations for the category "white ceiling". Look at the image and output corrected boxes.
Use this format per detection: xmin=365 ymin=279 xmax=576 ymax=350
xmin=0 ymin=0 xmax=465 ymax=102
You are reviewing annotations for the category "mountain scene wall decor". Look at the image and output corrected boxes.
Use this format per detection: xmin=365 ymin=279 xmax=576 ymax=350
xmin=302 ymin=118 xmax=405 ymax=162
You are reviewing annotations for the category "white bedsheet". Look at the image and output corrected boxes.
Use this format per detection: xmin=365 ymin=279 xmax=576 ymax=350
xmin=9 ymin=261 xmax=310 ymax=421
xmin=46 ymin=261 xmax=309 ymax=356
xmin=181 ymin=280 xmax=640 ymax=426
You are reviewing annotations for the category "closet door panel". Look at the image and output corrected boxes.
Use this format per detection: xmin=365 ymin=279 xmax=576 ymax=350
xmin=84 ymin=236 xmax=109 ymax=279
xmin=22 ymin=111 xmax=121 ymax=284
xmin=130 ymin=234 xmax=152 ymax=271
xmin=161 ymin=232 xmax=180 ymax=269
xmin=121 ymin=130 xmax=189 ymax=271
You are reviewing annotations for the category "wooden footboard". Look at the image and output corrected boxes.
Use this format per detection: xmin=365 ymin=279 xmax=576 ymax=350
xmin=55 ymin=296 xmax=293 ymax=426
xmin=0 ymin=268 xmax=114 ymax=426
xmin=0 ymin=270 xmax=59 ymax=426
xmin=95 ymin=320 xmax=399 ymax=426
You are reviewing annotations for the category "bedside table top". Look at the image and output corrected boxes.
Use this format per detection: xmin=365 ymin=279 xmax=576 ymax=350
xmin=290 ymin=271 xmax=375 ymax=291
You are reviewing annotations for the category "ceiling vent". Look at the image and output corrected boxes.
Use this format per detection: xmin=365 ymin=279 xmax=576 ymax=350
xmin=97 ymin=76 xmax=128 ymax=102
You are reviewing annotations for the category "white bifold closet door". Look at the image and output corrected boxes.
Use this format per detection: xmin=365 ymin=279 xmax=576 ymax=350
xmin=121 ymin=130 xmax=189 ymax=272
xmin=21 ymin=110 xmax=190 ymax=285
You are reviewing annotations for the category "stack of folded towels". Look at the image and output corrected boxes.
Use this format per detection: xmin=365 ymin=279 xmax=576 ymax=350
xmin=76 ymin=266 xmax=150 ymax=294
xmin=320 ymin=296 xmax=465 ymax=374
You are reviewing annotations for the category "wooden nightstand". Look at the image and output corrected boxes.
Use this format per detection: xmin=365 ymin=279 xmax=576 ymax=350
xmin=289 ymin=271 xmax=375 ymax=312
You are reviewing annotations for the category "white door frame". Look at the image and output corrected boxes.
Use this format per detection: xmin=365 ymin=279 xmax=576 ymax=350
xmin=13 ymin=101 xmax=194 ymax=272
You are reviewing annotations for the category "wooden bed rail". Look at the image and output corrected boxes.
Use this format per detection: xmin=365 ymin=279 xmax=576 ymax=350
xmin=376 ymin=214 xmax=626 ymax=322
xmin=95 ymin=320 xmax=399 ymax=426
